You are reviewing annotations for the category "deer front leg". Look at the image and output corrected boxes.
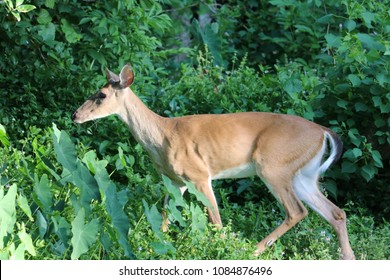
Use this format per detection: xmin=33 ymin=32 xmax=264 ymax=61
xmin=193 ymin=179 xmax=223 ymax=229
xmin=161 ymin=185 xmax=188 ymax=232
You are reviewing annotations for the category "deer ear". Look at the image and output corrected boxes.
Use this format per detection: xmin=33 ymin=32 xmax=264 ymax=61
xmin=105 ymin=68 xmax=120 ymax=84
xmin=119 ymin=64 xmax=134 ymax=88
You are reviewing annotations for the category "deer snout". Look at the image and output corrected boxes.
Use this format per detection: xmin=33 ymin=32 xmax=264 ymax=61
xmin=71 ymin=111 xmax=78 ymax=122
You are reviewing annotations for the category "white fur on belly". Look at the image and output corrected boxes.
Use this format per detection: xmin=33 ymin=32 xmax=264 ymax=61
xmin=212 ymin=163 xmax=257 ymax=180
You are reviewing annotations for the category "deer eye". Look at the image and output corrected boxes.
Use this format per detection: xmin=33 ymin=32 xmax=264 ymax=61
xmin=98 ymin=92 xmax=106 ymax=99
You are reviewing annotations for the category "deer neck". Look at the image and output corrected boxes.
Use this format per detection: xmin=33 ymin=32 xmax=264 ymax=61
xmin=117 ymin=88 xmax=166 ymax=153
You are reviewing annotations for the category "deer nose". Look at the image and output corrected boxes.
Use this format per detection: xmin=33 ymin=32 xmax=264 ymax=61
xmin=71 ymin=111 xmax=77 ymax=121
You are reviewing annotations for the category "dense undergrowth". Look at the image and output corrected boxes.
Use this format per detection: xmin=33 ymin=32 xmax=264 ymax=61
xmin=0 ymin=0 xmax=389 ymax=259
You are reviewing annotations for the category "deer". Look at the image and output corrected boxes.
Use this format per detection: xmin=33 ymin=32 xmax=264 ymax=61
xmin=72 ymin=64 xmax=355 ymax=260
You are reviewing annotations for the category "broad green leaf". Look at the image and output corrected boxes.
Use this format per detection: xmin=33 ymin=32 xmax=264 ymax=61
xmin=151 ymin=241 xmax=175 ymax=255
xmin=344 ymin=19 xmax=356 ymax=32
xmin=371 ymin=150 xmax=383 ymax=168
xmin=361 ymin=165 xmax=377 ymax=182
xmin=73 ymin=165 xmax=100 ymax=209
xmin=143 ymin=199 xmax=163 ymax=240
xmin=45 ymin=0 xmax=55 ymax=9
xmin=283 ymin=78 xmax=302 ymax=97
xmin=0 ymin=124 xmax=10 ymax=148
xmin=357 ymin=33 xmax=385 ymax=51
xmin=15 ymin=4 xmax=36 ymax=13
xmin=10 ymin=244 xmax=25 ymax=260
xmin=71 ymin=208 xmax=100 ymax=260
xmin=52 ymin=214 xmax=71 ymax=247
xmin=190 ymin=203 xmax=207 ymax=233
xmin=361 ymin=12 xmax=375 ymax=28
xmin=52 ymin=123 xmax=77 ymax=172
xmin=0 ymin=184 xmax=17 ymax=248
xmin=37 ymin=9 xmax=52 ymax=25
xmin=33 ymin=173 xmax=53 ymax=213
xmin=167 ymin=199 xmax=187 ymax=227
xmin=294 ymin=24 xmax=313 ymax=35
xmin=336 ymin=100 xmax=348 ymax=109
xmin=163 ymin=175 xmax=186 ymax=207
xmin=186 ymin=181 xmax=213 ymax=209
xmin=82 ymin=150 xmax=133 ymax=258
xmin=355 ymin=102 xmax=368 ymax=112
xmin=17 ymin=194 xmax=33 ymax=221
xmin=341 ymin=161 xmax=356 ymax=174
xmin=105 ymin=186 xmax=133 ymax=258
xmin=325 ymin=33 xmax=341 ymax=48
xmin=15 ymin=0 xmax=24 ymax=7
xmin=18 ymin=223 xmax=36 ymax=257
xmin=61 ymin=19 xmax=82 ymax=43
xmin=38 ymin=23 xmax=56 ymax=43
xmin=316 ymin=14 xmax=333 ymax=24
xmin=348 ymin=74 xmax=361 ymax=87
xmin=36 ymin=210 xmax=48 ymax=239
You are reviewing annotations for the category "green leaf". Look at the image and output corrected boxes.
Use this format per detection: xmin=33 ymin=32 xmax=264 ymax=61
xmin=371 ymin=150 xmax=383 ymax=168
xmin=10 ymin=244 xmax=25 ymax=260
xmin=163 ymin=175 xmax=186 ymax=207
xmin=15 ymin=0 xmax=24 ymax=7
xmin=325 ymin=33 xmax=341 ymax=48
xmin=33 ymin=174 xmax=53 ymax=213
xmin=71 ymin=208 xmax=100 ymax=260
xmin=357 ymin=33 xmax=385 ymax=51
xmin=343 ymin=148 xmax=362 ymax=160
xmin=186 ymin=181 xmax=213 ymax=209
xmin=344 ymin=19 xmax=356 ymax=32
xmin=45 ymin=0 xmax=55 ymax=9
xmin=190 ymin=203 xmax=207 ymax=233
xmin=361 ymin=165 xmax=377 ymax=182
xmin=15 ymin=4 xmax=36 ymax=13
xmin=348 ymin=74 xmax=361 ymax=87
xmin=18 ymin=223 xmax=36 ymax=257
xmin=316 ymin=14 xmax=333 ymax=24
xmin=105 ymin=185 xmax=134 ymax=258
xmin=143 ymin=199 xmax=163 ymax=240
xmin=37 ymin=9 xmax=52 ymax=25
xmin=336 ymin=100 xmax=348 ymax=109
xmin=0 ymin=124 xmax=10 ymax=148
xmin=283 ymin=78 xmax=302 ymax=97
xmin=355 ymin=102 xmax=368 ymax=112
xmin=17 ymin=194 xmax=33 ymax=221
xmin=38 ymin=23 xmax=56 ymax=43
xmin=0 ymin=184 xmax=17 ymax=248
xmin=52 ymin=215 xmax=71 ymax=247
xmin=82 ymin=148 xmax=133 ymax=257
xmin=52 ymin=123 xmax=78 ymax=172
xmin=361 ymin=12 xmax=375 ymax=28
xmin=294 ymin=24 xmax=313 ymax=35
xmin=341 ymin=161 xmax=356 ymax=174
xmin=36 ymin=210 xmax=48 ymax=239
xmin=61 ymin=19 xmax=82 ymax=43
xmin=151 ymin=241 xmax=175 ymax=255
xmin=167 ymin=199 xmax=187 ymax=227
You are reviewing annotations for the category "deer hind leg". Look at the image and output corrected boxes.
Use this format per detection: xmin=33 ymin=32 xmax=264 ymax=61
xmin=293 ymin=171 xmax=355 ymax=260
xmin=254 ymin=167 xmax=308 ymax=256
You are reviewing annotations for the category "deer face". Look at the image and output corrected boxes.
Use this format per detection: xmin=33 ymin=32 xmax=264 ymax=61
xmin=72 ymin=65 xmax=134 ymax=123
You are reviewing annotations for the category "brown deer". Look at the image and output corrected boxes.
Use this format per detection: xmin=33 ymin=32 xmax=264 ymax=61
xmin=72 ymin=64 xmax=355 ymax=259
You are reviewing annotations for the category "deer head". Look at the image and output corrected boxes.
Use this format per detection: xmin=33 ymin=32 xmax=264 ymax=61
xmin=72 ymin=64 xmax=134 ymax=123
